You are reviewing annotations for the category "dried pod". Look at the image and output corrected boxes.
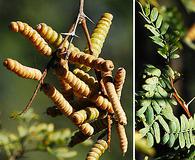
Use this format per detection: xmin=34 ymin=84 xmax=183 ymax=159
xmin=10 ymin=21 xmax=52 ymax=56
xmin=114 ymin=67 xmax=126 ymax=99
xmin=78 ymin=123 xmax=94 ymax=136
xmin=3 ymin=58 xmax=42 ymax=80
xmin=116 ymin=123 xmax=128 ymax=155
xmin=90 ymin=94 xmax=114 ymax=114
xmin=67 ymin=50 xmax=114 ymax=72
xmin=86 ymin=139 xmax=108 ymax=160
xmin=86 ymin=13 xmax=113 ymax=58
xmin=69 ymin=118 xmax=110 ymax=147
xmin=46 ymin=106 xmax=62 ymax=117
xmin=70 ymin=98 xmax=95 ymax=111
xmin=41 ymin=83 xmax=74 ymax=116
xmin=103 ymin=73 xmax=127 ymax=125
xmin=55 ymin=65 xmax=92 ymax=97
xmin=73 ymin=68 xmax=98 ymax=87
xmin=71 ymin=107 xmax=100 ymax=125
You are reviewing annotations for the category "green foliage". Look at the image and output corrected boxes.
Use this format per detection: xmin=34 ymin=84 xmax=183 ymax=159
xmin=136 ymin=2 xmax=195 ymax=159
xmin=181 ymin=0 xmax=195 ymax=13
xmin=0 ymin=109 xmax=91 ymax=159
xmin=138 ymin=2 xmax=184 ymax=60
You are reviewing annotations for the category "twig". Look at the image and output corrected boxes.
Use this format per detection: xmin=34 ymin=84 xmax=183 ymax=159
xmin=170 ymin=78 xmax=191 ymax=118
xmin=107 ymin=114 xmax=111 ymax=151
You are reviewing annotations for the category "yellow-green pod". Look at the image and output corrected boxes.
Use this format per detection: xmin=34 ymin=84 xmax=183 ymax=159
xmin=86 ymin=139 xmax=108 ymax=160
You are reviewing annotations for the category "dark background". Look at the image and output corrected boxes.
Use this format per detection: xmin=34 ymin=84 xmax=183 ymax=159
xmin=0 ymin=0 xmax=132 ymax=159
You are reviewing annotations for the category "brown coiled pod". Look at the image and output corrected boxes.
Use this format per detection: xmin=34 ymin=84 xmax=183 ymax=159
xmin=41 ymin=83 xmax=74 ymax=116
xmin=73 ymin=68 xmax=98 ymax=87
xmin=103 ymin=72 xmax=127 ymax=125
xmin=46 ymin=106 xmax=63 ymax=117
xmin=90 ymin=94 xmax=114 ymax=114
xmin=66 ymin=50 xmax=114 ymax=72
xmin=10 ymin=21 xmax=52 ymax=56
xmin=114 ymin=67 xmax=126 ymax=99
xmin=55 ymin=65 xmax=92 ymax=97
xmin=78 ymin=123 xmax=94 ymax=136
xmin=3 ymin=58 xmax=42 ymax=80
xmin=85 ymin=13 xmax=113 ymax=58
xmin=116 ymin=123 xmax=128 ymax=155
xmin=86 ymin=139 xmax=108 ymax=160
xmin=71 ymin=107 xmax=100 ymax=125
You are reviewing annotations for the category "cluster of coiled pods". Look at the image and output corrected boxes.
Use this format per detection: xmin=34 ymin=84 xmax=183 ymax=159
xmin=3 ymin=12 xmax=128 ymax=159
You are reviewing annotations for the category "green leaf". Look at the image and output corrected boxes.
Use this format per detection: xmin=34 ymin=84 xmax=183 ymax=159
xmin=179 ymin=132 xmax=185 ymax=148
xmin=170 ymin=53 xmax=180 ymax=59
xmin=153 ymin=122 xmax=160 ymax=143
xmin=140 ymin=99 xmax=151 ymax=107
xmin=152 ymin=100 xmax=162 ymax=114
xmin=145 ymin=77 xmax=159 ymax=85
xmin=145 ymin=91 xmax=155 ymax=98
xmin=145 ymin=24 xmax=160 ymax=36
xmin=162 ymin=133 xmax=169 ymax=144
xmin=145 ymin=3 xmax=150 ymax=17
xmin=150 ymin=7 xmax=158 ymax=22
xmin=142 ymin=84 xmax=156 ymax=92
xmin=136 ymin=105 xmax=148 ymax=117
xmin=189 ymin=129 xmax=194 ymax=144
xmin=180 ymin=115 xmax=187 ymax=131
xmin=168 ymin=133 xmax=176 ymax=148
xmin=157 ymin=85 xmax=168 ymax=97
xmin=146 ymin=106 xmax=154 ymax=125
xmin=160 ymin=22 xmax=169 ymax=35
xmin=157 ymin=115 xmax=170 ymax=133
xmin=144 ymin=65 xmax=161 ymax=77
xmin=157 ymin=49 xmax=168 ymax=59
xmin=17 ymin=126 xmax=28 ymax=138
xmin=184 ymin=132 xmax=191 ymax=149
xmin=147 ymin=132 xmax=154 ymax=147
xmin=169 ymin=121 xmax=177 ymax=133
xmin=156 ymin=15 xmax=163 ymax=28
xmin=155 ymin=92 xmax=166 ymax=107
xmin=150 ymin=36 xmax=164 ymax=47
xmin=139 ymin=126 xmax=150 ymax=137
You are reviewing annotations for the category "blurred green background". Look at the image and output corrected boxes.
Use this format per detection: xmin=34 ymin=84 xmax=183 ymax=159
xmin=0 ymin=0 xmax=132 ymax=159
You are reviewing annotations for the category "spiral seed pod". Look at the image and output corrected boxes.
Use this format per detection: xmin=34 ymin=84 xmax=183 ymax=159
xmin=103 ymin=73 xmax=127 ymax=125
xmin=114 ymin=67 xmax=126 ymax=99
xmin=10 ymin=21 xmax=52 ymax=56
xmin=116 ymin=123 xmax=128 ymax=155
xmin=55 ymin=65 xmax=92 ymax=97
xmin=86 ymin=139 xmax=108 ymax=160
xmin=3 ymin=58 xmax=42 ymax=80
xmin=41 ymin=83 xmax=74 ymax=116
xmin=86 ymin=13 xmax=113 ymax=58
xmin=59 ymin=79 xmax=74 ymax=101
xmin=78 ymin=123 xmax=94 ymax=136
xmin=67 ymin=50 xmax=114 ymax=72
xmin=73 ymin=68 xmax=98 ymax=87
xmin=71 ymin=107 xmax=100 ymax=125
xmin=46 ymin=106 xmax=62 ymax=117
xmin=90 ymin=94 xmax=114 ymax=114
xmin=69 ymin=118 xmax=110 ymax=147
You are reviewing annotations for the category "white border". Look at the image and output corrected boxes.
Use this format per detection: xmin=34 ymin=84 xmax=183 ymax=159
xmin=133 ymin=0 xmax=135 ymax=159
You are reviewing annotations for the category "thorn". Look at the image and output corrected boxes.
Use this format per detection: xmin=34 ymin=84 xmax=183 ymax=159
xmin=83 ymin=13 xmax=94 ymax=24
xmin=187 ymin=96 xmax=195 ymax=106
xmin=61 ymin=32 xmax=79 ymax=38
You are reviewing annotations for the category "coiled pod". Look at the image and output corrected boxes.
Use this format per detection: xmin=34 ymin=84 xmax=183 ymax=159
xmin=103 ymin=73 xmax=127 ymax=125
xmin=69 ymin=118 xmax=110 ymax=147
xmin=41 ymin=83 xmax=74 ymax=116
xmin=36 ymin=23 xmax=63 ymax=48
xmin=67 ymin=50 xmax=114 ymax=72
xmin=55 ymin=65 xmax=92 ymax=97
xmin=86 ymin=13 xmax=113 ymax=58
xmin=90 ymin=94 xmax=114 ymax=114
xmin=70 ymin=98 xmax=95 ymax=111
xmin=36 ymin=23 xmax=81 ymax=52
xmin=86 ymin=139 xmax=108 ymax=160
xmin=116 ymin=123 xmax=128 ymax=155
xmin=71 ymin=107 xmax=100 ymax=125
xmin=10 ymin=21 xmax=52 ymax=56
xmin=73 ymin=68 xmax=98 ymax=87
xmin=3 ymin=58 xmax=42 ymax=80
xmin=46 ymin=106 xmax=62 ymax=117
xmin=114 ymin=67 xmax=126 ymax=99
xmin=78 ymin=123 xmax=94 ymax=136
